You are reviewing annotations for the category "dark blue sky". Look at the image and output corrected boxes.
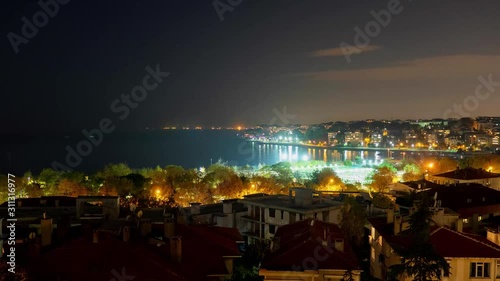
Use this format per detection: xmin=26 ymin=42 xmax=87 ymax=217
xmin=2 ymin=0 xmax=500 ymax=133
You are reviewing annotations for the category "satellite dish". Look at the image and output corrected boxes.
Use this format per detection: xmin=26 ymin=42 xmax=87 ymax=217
xmin=137 ymin=210 xmax=143 ymax=218
xmin=29 ymin=232 xmax=36 ymax=239
xmin=130 ymin=204 xmax=137 ymax=212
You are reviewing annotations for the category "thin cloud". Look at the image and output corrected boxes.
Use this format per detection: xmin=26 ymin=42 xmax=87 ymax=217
xmin=310 ymin=45 xmax=382 ymax=57
xmin=303 ymin=54 xmax=500 ymax=81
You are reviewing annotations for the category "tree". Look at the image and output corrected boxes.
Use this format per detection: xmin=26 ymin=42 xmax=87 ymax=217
xmin=402 ymin=163 xmax=423 ymax=182
xmin=390 ymin=196 xmax=450 ymax=281
xmin=308 ymin=168 xmax=345 ymax=191
xmin=368 ymin=166 xmax=396 ymax=192
xmin=260 ymin=162 xmax=294 ymax=189
xmin=98 ymin=163 xmax=132 ymax=178
xmin=338 ymin=196 xmax=366 ymax=248
xmin=37 ymin=168 xmax=62 ymax=195
xmin=229 ymin=240 xmax=268 ymax=281
xmin=58 ymin=178 xmax=88 ymax=196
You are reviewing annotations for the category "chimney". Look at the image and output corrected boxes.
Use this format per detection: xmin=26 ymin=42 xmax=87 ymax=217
xmin=294 ymin=189 xmax=313 ymax=206
xmin=92 ymin=229 xmax=99 ymax=243
xmin=40 ymin=215 xmax=53 ymax=247
xmin=223 ymin=199 xmax=236 ymax=214
xmin=386 ymin=209 xmax=394 ymax=224
xmin=433 ymin=208 xmax=445 ymax=226
xmin=190 ymin=202 xmax=201 ymax=215
xmin=164 ymin=217 xmax=175 ymax=238
xmin=140 ymin=219 xmax=152 ymax=236
xmin=170 ymin=236 xmax=182 ymax=263
xmin=394 ymin=215 xmax=402 ymax=235
xmin=455 ymin=219 xmax=463 ymax=232
xmin=334 ymin=239 xmax=344 ymax=252
xmin=486 ymin=228 xmax=500 ymax=246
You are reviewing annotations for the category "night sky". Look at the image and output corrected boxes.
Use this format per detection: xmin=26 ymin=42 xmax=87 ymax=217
xmin=2 ymin=0 xmax=500 ymax=133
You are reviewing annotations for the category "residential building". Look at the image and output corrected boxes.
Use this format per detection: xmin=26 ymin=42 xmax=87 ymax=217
xmin=395 ymin=180 xmax=500 ymax=233
xmin=429 ymin=167 xmax=500 ymax=190
xmin=260 ymin=219 xmax=362 ymax=281
xmin=368 ymin=212 xmax=500 ymax=281
xmin=239 ymin=188 xmax=343 ymax=243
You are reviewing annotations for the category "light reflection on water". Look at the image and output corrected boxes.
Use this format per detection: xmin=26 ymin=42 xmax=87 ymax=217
xmin=253 ymin=143 xmax=389 ymax=165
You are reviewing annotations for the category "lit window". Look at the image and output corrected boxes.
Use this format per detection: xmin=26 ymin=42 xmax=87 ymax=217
xmin=470 ymin=262 xmax=490 ymax=278
xmin=478 ymin=216 xmax=482 ymax=221
xmin=463 ymin=218 xmax=469 ymax=224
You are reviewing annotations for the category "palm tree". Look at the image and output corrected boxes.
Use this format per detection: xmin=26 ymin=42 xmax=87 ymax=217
xmin=390 ymin=195 xmax=450 ymax=281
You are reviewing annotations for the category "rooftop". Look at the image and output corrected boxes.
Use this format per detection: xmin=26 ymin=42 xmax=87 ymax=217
xmin=433 ymin=167 xmax=500 ymax=180
xmin=240 ymin=194 xmax=343 ymax=212
xmin=25 ymin=223 xmax=242 ymax=281
xmin=368 ymin=217 xmax=500 ymax=258
xmin=262 ymin=219 xmax=360 ymax=271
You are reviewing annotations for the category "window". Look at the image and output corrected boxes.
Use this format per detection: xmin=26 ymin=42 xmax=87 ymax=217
xmin=470 ymin=262 xmax=490 ymax=278
xmin=269 ymin=225 xmax=276 ymax=234
xmin=269 ymin=208 xmax=275 ymax=218
xmin=280 ymin=210 xmax=284 ymax=220
xmin=463 ymin=218 xmax=469 ymax=224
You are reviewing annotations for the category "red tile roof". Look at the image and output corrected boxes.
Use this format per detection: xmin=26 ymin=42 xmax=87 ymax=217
xmin=433 ymin=167 xmax=500 ymax=180
xmin=368 ymin=217 xmax=500 ymax=259
xmin=401 ymin=180 xmax=500 ymax=217
xmin=262 ymin=219 xmax=360 ymax=271
xmin=26 ymin=224 xmax=242 ymax=281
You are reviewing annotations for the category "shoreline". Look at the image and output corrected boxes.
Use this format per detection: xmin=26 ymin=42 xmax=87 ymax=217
xmin=245 ymin=139 xmax=490 ymax=155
